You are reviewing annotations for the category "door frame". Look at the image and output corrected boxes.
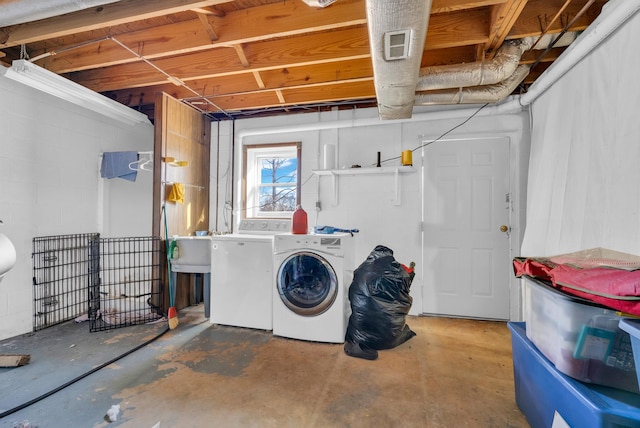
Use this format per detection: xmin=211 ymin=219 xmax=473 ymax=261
xmin=415 ymin=132 xmax=527 ymax=322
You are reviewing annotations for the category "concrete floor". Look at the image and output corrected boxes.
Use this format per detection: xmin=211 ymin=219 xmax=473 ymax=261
xmin=0 ymin=306 xmax=529 ymax=427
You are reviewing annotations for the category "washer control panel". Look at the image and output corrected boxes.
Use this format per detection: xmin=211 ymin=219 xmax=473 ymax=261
xmin=238 ymin=219 xmax=291 ymax=234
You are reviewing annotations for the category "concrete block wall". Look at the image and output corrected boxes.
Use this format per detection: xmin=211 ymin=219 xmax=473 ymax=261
xmin=0 ymin=68 xmax=154 ymax=340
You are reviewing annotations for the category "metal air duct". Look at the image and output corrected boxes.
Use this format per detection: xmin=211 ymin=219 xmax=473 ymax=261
xmin=416 ymin=38 xmax=534 ymax=91
xmin=415 ymin=65 xmax=531 ymax=105
xmin=366 ymin=0 xmax=433 ymax=120
xmin=414 ymin=32 xmax=579 ymax=106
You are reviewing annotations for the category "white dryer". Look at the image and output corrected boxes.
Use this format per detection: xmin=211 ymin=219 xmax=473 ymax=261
xmin=272 ymin=233 xmax=354 ymax=343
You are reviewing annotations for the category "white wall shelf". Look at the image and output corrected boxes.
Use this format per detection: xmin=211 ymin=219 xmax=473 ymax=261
xmin=312 ymin=166 xmax=415 ymax=205
xmin=312 ymin=166 xmax=415 ymax=176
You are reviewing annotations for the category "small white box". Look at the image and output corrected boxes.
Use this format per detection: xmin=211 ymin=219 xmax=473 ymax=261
xmin=523 ymin=277 xmax=638 ymax=393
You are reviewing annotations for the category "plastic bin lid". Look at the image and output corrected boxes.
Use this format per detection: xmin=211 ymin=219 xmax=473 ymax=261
xmin=619 ymin=318 xmax=640 ymax=338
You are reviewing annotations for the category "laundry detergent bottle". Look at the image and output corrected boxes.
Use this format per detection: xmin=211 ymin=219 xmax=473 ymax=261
xmin=291 ymin=205 xmax=308 ymax=234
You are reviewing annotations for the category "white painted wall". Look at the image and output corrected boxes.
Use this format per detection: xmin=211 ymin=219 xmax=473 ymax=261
xmin=211 ymin=104 xmax=530 ymax=319
xmin=0 ymin=68 xmax=154 ymax=340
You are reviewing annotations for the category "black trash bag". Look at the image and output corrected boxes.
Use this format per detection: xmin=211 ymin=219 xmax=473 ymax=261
xmin=344 ymin=245 xmax=415 ymax=359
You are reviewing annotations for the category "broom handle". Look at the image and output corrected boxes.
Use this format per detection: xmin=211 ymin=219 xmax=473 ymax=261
xmin=162 ymin=206 xmax=175 ymax=308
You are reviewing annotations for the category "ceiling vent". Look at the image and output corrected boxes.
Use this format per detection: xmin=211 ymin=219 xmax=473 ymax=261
xmin=302 ymin=0 xmax=337 ymax=8
xmin=384 ymin=30 xmax=411 ymax=61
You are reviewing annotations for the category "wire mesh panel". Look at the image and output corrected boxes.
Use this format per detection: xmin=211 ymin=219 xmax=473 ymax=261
xmin=89 ymin=236 xmax=163 ymax=332
xmin=32 ymin=233 xmax=100 ymax=331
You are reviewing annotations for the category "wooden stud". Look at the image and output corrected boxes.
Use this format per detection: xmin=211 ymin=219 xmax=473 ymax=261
xmin=252 ymin=71 xmax=265 ymax=89
xmin=196 ymin=13 xmax=219 ymax=42
xmin=233 ymin=44 xmax=250 ymax=68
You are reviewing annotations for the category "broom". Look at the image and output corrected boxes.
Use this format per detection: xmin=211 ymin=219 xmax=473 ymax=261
xmin=162 ymin=205 xmax=179 ymax=330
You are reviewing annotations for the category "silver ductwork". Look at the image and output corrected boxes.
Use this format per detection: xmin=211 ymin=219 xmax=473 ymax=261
xmin=416 ymin=38 xmax=535 ymax=91
xmin=415 ymin=65 xmax=531 ymax=105
xmin=0 ymin=0 xmax=120 ymax=27
xmin=366 ymin=0 xmax=432 ymax=120
xmin=414 ymin=32 xmax=579 ymax=106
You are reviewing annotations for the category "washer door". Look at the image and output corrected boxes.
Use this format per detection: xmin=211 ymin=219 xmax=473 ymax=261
xmin=277 ymin=251 xmax=338 ymax=316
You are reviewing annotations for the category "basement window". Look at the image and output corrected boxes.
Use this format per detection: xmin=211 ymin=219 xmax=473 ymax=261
xmin=243 ymin=142 xmax=301 ymax=219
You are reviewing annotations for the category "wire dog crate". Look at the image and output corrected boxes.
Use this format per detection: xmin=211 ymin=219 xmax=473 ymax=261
xmin=89 ymin=236 xmax=163 ymax=332
xmin=32 ymin=233 xmax=100 ymax=331
xmin=32 ymin=234 xmax=163 ymax=332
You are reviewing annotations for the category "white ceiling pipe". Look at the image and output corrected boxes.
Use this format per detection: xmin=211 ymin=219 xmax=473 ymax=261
xmin=415 ymin=65 xmax=530 ymax=105
xmin=366 ymin=0 xmax=433 ymax=120
xmin=0 ymin=0 xmax=120 ymax=27
xmin=514 ymin=0 xmax=640 ymax=108
xmin=236 ymin=100 xmax=520 ymax=141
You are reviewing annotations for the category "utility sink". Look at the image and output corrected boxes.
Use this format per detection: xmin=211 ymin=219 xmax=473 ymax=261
xmin=170 ymin=236 xmax=211 ymax=273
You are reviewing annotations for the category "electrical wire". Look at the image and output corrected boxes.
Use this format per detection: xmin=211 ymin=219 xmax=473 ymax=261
xmin=242 ymin=103 xmax=491 ymax=210
xmin=0 ymin=325 xmax=170 ymax=419
xmin=377 ymin=103 xmax=490 ymax=165
xmin=240 ymin=172 xmax=314 ymax=213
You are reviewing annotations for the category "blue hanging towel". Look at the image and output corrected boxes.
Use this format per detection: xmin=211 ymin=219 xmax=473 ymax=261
xmin=101 ymin=151 xmax=138 ymax=181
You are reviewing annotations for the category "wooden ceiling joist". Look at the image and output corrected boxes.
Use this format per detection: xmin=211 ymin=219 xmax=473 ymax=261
xmin=206 ymin=79 xmax=375 ymax=111
xmin=485 ymin=0 xmax=530 ymax=56
xmin=0 ymin=0 xmax=609 ymax=118
xmin=0 ymin=0 xmax=235 ymax=47
xmin=33 ymin=0 xmax=368 ymax=74
xmin=71 ymin=26 xmax=371 ymax=92
xmin=111 ymin=57 xmax=374 ymax=107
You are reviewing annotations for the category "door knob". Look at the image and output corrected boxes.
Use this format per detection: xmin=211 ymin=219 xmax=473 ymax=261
xmin=499 ymin=225 xmax=509 ymax=233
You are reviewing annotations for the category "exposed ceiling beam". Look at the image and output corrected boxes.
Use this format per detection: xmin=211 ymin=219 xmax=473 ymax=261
xmin=0 ymin=0 xmax=234 ymax=47
xmin=509 ymin=0 xmax=606 ymax=37
xmin=34 ymin=0 xmax=368 ymax=73
xmin=424 ymin=8 xmax=489 ymax=49
xmin=70 ymin=26 xmax=371 ymax=92
xmin=109 ymin=57 xmax=374 ymax=107
xmin=0 ymin=0 xmax=609 ymax=118
xmin=201 ymin=79 xmax=375 ymax=112
xmin=431 ymin=0 xmax=507 ymax=14
xmin=485 ymin=0 xmax=530 ymax=56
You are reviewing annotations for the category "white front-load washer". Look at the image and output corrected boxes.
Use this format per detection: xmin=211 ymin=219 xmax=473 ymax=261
xmin=272 ymin=233 xmax=354 ymax=343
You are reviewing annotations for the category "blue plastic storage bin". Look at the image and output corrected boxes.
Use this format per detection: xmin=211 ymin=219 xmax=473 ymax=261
xmin=523 ymin=278 xmax=637 ymax=393
xmin=620 ymin=319 xmax=640 ymax=394
xmin=508 ymin=322 xmax=640 ymax=428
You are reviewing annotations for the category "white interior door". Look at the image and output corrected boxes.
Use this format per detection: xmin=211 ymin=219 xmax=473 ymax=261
xmin=421 ymin=137 xmax=511 ymax=319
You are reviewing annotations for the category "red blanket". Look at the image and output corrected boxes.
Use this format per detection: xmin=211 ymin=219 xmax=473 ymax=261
xmin=513 ymin=248 xmax=640 ymax=316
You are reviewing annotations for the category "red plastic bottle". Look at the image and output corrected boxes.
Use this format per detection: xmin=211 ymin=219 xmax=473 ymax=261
xmin=291 ymin=205 xmax=308 ymax=234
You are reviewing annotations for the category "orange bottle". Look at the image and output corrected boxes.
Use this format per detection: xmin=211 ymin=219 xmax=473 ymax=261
xmin=291 ymin=205 xmax=308 ymax=234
